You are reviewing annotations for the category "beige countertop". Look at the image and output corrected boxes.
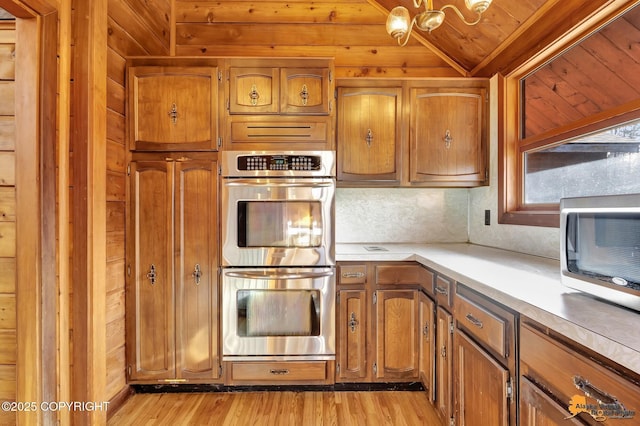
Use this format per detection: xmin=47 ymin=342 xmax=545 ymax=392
xmin=336 ymin=243 xmax=640 ymax=375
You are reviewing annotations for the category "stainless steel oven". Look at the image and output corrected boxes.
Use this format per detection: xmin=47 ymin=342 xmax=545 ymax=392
xmin=221 ymin=151 xmax=335 ymax=267
xmin=220 ymin=151 xmax=336 ymax=360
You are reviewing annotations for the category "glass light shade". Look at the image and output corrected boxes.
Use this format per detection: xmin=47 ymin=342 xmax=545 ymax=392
xmin=415 ymin=10 xmax=445 ymax=33
xmin=465 ymin=0 xmax=492 ymax=14
xmin=386 ymin=6 xmax=410 ymax=39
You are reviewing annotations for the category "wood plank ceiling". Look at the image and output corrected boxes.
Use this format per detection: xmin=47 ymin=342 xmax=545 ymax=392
xmin=172 ymin=0 xmax=635 ymax=77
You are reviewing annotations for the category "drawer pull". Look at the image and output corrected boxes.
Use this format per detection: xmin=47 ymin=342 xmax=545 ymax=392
xmin=270 ymin=369 xmax=290 ymax=375
xmin=573 ymin=376 xmax=617 ymax=405
xmin=435 ymin=286 xmax=448 ymax=295
xmin=342 ymin=271 xmax=365 ymax=279
xmin=465 ymin=313 xmax=484 ymax=328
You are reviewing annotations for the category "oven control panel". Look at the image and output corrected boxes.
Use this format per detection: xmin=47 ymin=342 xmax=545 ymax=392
xmin=238 ymin=155 xmax=322 ymax=171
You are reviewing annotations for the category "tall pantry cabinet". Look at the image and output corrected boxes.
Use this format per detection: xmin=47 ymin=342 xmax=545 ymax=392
xmin=125 ymin=62 xmax=221 ymax=383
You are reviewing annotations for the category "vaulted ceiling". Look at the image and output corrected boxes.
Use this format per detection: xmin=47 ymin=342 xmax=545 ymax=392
xmin=173 ymin=0 xmax=637 ymax=78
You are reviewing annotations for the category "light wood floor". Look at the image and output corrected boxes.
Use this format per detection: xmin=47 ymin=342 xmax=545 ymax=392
xmin=108 ymin=391 xmax=443 ymax=425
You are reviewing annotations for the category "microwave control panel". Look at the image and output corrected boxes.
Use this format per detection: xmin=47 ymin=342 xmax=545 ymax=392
xmin=237 ymin=154 xmax=322 ymax=171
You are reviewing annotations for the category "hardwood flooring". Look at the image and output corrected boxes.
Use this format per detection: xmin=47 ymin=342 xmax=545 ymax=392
xmin=108 ymin=391 xmax=442 ymax=425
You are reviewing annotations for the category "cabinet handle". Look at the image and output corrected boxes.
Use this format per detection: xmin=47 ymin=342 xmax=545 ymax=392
xmin=146 ymin=264 xmax=157 ymax=286
xmin=249 ymin=84 xmax=260 ymax=106
xmin=168 ymin=103 xmax=178 ymax=124
xmin=573 ymin=376 xmax=618 ymax=405
xmin=365 ymin=129 xmax=373 ymax=147
xmin=441 ymin=345 xmax=447 ymax=358
xmin=435 ymin=286 xmax=448 ymax=295
xmin=348 ymin=312 xmax=359 ymax=333
xmin=423 ymin=322 xmax=429 ymax=338
xmin=192 ymin=264 xmax=202 ymax=285
xmin=465 ymin=313 xmax=483 ymax=328
xmin=342 ymin=271 xmax=365 ymax=279
xmin=300 ymin=84 xmax=309 ymax=106
xmin=270 ymin=369 xmax=289 ymax=375
xmin=444 ymin=129 xmax=453 ymax=149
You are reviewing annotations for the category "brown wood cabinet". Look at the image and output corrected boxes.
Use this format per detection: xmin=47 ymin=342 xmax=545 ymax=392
xmin=409 ymin=87 xmax=487 ymax=186
xmin=435 ymin=305 xmax=454 ymax=424
xmin=126 ymin=158 xmax=220 ymax=383
xmin=520 ymin=320 xmax=640 ymax=426
xmin=454 ymin=284 xmax=517 ymax=426
xmin=419 ymin=290 xmax=436 ymax=402
xmin=336 ymin=262 xmax=429 ymax=383
xmin=128 ymin=66 xmax=219 ymax=151
xmin=337 ymin=87 xmax=402 ymax=184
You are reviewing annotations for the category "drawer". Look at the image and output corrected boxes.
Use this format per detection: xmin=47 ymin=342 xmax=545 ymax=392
xmin=375 ymin=263 xmax=424 ymax=285
xmin=226 ymin=361 xmax=332 ymax=384
xmin=434 ymin=274 xmax=453 ymax=308
xmin=338 ymin=264 xmax=367 ymax=284
xmin=455 ymin=290 xmax=512 ymax=359
xmin=521 ymin=323 xmax=640 ymax=425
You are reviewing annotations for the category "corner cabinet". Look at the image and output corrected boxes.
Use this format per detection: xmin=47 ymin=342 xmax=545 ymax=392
xmin=127 ymin=66 xmax=220 ymax=151
xmin=337 ymin=87 xmax=402 ymax=184
xmin=126 ymin=158 xmax=220 ymax=383
xmin=409 ymin=87 xmax=487 ymax=186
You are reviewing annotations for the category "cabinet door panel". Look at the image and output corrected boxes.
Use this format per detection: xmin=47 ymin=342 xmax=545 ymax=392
xmin=455 ymin=329 xmax=510 ymax=426
xmin=375 ymin=290 xmax=419 ymax=380
xmin=419 ymin=292 xmax=436 ymax=402
xmin=410 ymin=88 xmax=486 ymax=185
xmin=337 ymin=289 xmax=368 ymax=381
xmin=229 ymin=67 xmax=279 ymax=114
xmin=281 ymin=68 xmax=330 ymax=114
xmin=436 ymin=306 xmax=453 ymax=422
xmin=175 ymin=161 xmax=219 ymax=379
xmin=338 ymin=88 xmax=401 ymax=182
xmin=128 ymin=161 xmax=175 ymax=380
xmin=129 ymin=67 xmax=218 ymax=151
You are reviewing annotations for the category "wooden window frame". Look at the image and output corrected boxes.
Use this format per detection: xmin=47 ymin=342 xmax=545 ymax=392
xmin=498 ymin=1 xmax=640 ymax=228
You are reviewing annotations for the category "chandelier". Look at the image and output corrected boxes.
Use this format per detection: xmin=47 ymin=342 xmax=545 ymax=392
xmin=386 ymin=0 xmax=493 ymax=46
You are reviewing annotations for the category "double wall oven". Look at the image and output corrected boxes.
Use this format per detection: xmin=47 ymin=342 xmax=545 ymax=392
xmin=221 ymin=151 xmax=336 ymax=361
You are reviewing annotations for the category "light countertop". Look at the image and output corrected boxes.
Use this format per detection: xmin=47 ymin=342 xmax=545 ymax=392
xmin=336 ymin=243 xmax=640 ymax=375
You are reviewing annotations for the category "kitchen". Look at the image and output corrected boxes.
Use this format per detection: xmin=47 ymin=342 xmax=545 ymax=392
xmin=0 ymin=0 xmax=639 ymax=425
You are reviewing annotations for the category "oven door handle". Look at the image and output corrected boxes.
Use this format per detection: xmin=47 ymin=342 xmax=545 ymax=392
xmin=224 ymin=179 xmax=334 ymax=188
xmin=224 ymin=270 xmax=334 ymax=280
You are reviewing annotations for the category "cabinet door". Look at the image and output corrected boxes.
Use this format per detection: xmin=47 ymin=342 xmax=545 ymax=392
xmin=410 ymin=88 xmax=486 ymax=186
xmin=175 ymin=160 xmax=219 ymax=380
xmin=127 ymin=161 xmax=175 ymax=380
xmin=337 ymin=87 xmax=401 ymax=183
xmin=129 ymin=66 xmax=218 ymax=151
xmin=375 ymin=290 xmax=419 ymax=380
xmin=281 ymin=68 xmax=331 ymax=114
xmin=419 ymin=291 xmax=436 ymax=402
xmin=436 ymin=306 xmax=453 ymax=423
xmin=337 ymin=289 xmax=368 ymax=381
xmin=520 ymin=376 xmax=587 ymax=426
xmin=455 ymin=329 xmax=511 ymax=426
xmin=229 ymin=67 xmax=279 ymax=114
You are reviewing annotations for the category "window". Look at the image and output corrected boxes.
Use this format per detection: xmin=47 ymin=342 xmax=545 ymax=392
xmin=499 ymin=2 xmax=640 ymax=227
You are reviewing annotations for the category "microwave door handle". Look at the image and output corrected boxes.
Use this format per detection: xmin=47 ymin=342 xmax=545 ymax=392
xmin=224 ymin=270 xmax=334 ymax=280
xmin=224 ymin=180 xmax=334 ymax=188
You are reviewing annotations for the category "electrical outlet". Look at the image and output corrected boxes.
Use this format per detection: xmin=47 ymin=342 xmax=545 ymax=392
xmin=484 ymin=209 xmax=491 ymax=226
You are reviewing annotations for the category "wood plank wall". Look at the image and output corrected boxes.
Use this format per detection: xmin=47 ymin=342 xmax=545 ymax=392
xmin=104 ymin=0 xmax=171 ymax=402
xmin=173 ymin=0 xmax=461 ymax=78
xmin=0 ymin=19 xmax=16 ymax=426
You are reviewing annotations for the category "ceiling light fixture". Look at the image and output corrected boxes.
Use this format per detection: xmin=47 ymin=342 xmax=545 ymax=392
xmin=386 ymin=0 xmax=493 ymax=46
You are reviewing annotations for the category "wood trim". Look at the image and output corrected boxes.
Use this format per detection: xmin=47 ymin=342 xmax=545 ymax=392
xmin=71 ymin=0 xmax=108 ymax=424
xmin=106 ymin=385 xmax=134 ymax=420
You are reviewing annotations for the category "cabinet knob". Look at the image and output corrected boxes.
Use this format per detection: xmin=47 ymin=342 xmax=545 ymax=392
xmin=444 ymin=129 xmax=453 ymax=149
xmin=365 ymin=129 xmax=374 ymax=147
xmin=168 ymin=103 xmax=178 ymax=124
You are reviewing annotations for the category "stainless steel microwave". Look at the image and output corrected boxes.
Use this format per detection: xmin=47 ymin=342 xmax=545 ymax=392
xmin=560 ymin=193 xmax=640 ymax=311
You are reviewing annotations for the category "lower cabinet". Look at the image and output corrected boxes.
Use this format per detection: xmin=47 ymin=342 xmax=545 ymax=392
xmin=419 ymin=291 xmax=436 ymax=402
xmin=435 ymin=305 xmax=454 ymax=423
xmin=126 ymin=157 xmax=220 ymax=383
xmin=520 ymin=320 xmax=640 ymax=426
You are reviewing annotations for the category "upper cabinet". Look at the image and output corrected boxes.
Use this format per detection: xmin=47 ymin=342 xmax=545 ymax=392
xmin=224 ymin=58 xmax=335 ymax=151
xmin=410 ymin=87 xmax=487 ymax=186
xmin=128 ymin=66 xmax=220 ymax=151
xmin=337 ymin=87 xmax=402 ymax=184
xmin=336 ymin=80 xmax=489 ymax=187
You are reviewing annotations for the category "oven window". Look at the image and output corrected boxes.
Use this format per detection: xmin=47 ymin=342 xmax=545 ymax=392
xmin=238 ymin=201 xmax=323 ymax=248
xmin=236 ymin=290 xmax=321 ymax=337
